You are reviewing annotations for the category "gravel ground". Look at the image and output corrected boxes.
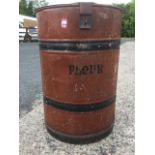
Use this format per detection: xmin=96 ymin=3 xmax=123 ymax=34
xmin=19 ymin=41 xmax=135 ymax=155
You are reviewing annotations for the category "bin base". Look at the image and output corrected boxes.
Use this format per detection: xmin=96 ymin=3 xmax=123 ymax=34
xmin=46 ymin=125 xmax=113 ymax=144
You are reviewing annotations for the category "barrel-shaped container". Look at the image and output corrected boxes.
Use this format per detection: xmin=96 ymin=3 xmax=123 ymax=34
xmin=36 ymin=2 xmax=122 ymax=144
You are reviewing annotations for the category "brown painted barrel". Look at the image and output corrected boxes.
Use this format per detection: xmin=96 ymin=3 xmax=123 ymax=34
xmin=36 ymin=2 xmax=122 ymax=143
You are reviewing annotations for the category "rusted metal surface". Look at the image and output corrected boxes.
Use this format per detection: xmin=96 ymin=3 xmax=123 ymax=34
xmin=40 ymin=50 xmax=119 ymax=104
xmin=36 ymin=2 xmax=122 ymax=143
xmin=36 ymin=3 xmax=121 ymax=41
xmin=44 ymin=104 xmax=115 ymax=135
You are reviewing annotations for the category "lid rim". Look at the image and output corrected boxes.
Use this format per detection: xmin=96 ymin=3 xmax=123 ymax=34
xmin=35 ymin=3 xmax=122 ymax=14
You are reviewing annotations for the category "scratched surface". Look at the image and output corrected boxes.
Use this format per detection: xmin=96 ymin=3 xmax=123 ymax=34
xmin=19 ymin=41 xmax=135 ymax=155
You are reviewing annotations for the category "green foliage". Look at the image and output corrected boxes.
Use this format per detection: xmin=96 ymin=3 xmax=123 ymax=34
xmin=33 ymin=0 xmax=49 ymax=9
xmin=19 ymin=0 xmax=48 ymax=17
xmin=27 ymin=1 xmax=34 ymax=16
xmin=113 ymin=1 xmax=135 ymax=37
xmin=19 ymin=0 xmax=28 ymax=15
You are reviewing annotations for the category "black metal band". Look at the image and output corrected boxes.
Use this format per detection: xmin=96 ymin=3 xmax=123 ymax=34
xmin=39 ymin=40 xmax=120 ymax=51
xmin=46 ymin=124 xmax=113 ymax=144
xmin=43 ymin=96 xmax=116 ymax=112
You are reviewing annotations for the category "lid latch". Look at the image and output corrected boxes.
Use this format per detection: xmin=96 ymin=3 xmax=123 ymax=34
xmin=79 ymin=3 xmax=93 ymax=29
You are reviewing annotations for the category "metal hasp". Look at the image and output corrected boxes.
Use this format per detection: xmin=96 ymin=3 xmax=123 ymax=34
xmin=79 ymin=3 xmax=93 ymax=29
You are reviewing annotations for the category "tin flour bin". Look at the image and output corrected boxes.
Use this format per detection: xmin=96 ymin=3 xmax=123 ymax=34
xmin=36 ymin=3 xmax=122 ymax=143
